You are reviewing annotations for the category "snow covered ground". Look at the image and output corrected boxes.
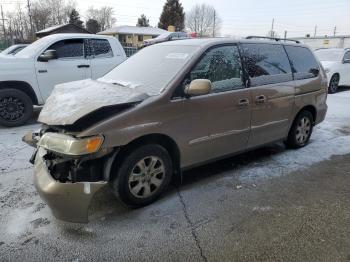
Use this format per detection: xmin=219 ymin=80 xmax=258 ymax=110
xmin=0 ymin=89 xmax=350 ymax=261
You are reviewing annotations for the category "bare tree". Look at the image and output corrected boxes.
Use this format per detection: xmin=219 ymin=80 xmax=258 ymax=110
xmin=185 ymin=4 xmax=221 ymax=37
xmin=4 ymin=0 xmax=78 ymax=44
xmin=86 ymin=6 xmax=116 ymax=31
xmin=31 ymin=1 xmax=52 ymax=31
xmin=6 ymin=4 xmax=30 ymax=43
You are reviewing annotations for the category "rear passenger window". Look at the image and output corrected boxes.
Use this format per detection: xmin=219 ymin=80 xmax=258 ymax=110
xmin=48 ymin=39 xmax=84 ymax=59
xmin=189 ymin=45 xmax=244 ymax=93
xmin=240 ymin=43 xmax=292 ymax=86
xmin=285 ymin=46 xmax=319 ymax=80
xmin=91 ymin=39 xmax=113 ymax=58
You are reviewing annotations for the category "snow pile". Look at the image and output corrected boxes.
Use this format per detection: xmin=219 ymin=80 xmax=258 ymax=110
xmin=236 ymin=91 xmax=350 ymax=181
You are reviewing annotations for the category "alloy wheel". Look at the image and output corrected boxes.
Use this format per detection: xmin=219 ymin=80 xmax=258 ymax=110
xmin=296 ymin=117 xmax=311 ymax=145
xmin=128 ymin=156 xmax=165 ymax=198
xmin=330 ymin=75 xmax=339 ymax=93
xmin=0 ymin=96 xmax=25 ymax=121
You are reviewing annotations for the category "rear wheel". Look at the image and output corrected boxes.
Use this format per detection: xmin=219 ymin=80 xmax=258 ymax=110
xmin=111 ymin=144 xmax=173 ymax=207
xmin=328 ymin=74 xmax=340 ymax=94
xmin=0 ymin=89 xmax=33 ymax=127
xmin=285 ymin=110 xmax=314 ymax=149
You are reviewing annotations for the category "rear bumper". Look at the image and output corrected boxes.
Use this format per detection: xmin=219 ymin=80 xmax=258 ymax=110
xmin=34 ymin=147 xmax=107 ymax=223
xmin=316 ymin=103 xmax=328 ymax=125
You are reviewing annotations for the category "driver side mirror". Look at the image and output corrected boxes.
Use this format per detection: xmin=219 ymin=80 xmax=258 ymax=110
xmin=38 ymin=49 xmax=58 ymax=62
xmin=184 ymin=79 xmax=212 ymax=97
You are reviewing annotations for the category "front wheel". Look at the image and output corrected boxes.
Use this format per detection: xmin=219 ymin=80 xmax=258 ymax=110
xmin=328 ymin=74 xmax=340 ymax=94
xmin=285 ymin=110 xmax=314 ymax=149
xmin=111 ymin=144 xmax=173 ymax=207
xmin=0 ymin=89 xmax=33 ymax=127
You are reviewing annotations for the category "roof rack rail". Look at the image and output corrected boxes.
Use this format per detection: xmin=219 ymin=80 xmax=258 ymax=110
xmin=246 ymin=36 xmax=300 ymax=44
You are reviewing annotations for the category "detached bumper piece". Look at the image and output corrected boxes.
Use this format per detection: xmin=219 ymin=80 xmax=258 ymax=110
xmin=22 ymin=131 xmax=41 ymax=148
xmin=34 ymin=147 xmax=107 ymax=223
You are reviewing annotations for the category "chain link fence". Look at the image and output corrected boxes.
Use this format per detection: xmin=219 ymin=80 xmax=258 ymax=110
xmin=0 ymin=40 xmax=9 ymax=51
xmin=120 ymin=42 xmax=140 ymax=57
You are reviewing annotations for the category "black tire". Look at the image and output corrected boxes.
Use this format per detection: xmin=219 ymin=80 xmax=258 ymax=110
xmin=0 ymin=89 xmax=33 ymax=127
xmin=328 ymin=74 xmax=340 ymax=94
xmin=285 ymin=110 xmax=314 ymax=149
xmin=111 ymin=144 xmax=173 ymax=207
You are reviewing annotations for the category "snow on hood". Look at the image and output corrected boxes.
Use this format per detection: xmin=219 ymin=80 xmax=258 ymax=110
xmin=38 ymin=79 xmax=148 ymax=126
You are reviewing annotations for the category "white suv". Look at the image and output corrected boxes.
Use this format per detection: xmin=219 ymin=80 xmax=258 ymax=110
xmin=315 ymin=48 xmax=350 ymax=93
xmin=0 ymin=34 xmax=126 ymax=126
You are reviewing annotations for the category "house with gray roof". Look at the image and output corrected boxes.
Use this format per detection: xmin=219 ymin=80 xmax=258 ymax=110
xmin=98 ymin=25 xmax=168 ymax=47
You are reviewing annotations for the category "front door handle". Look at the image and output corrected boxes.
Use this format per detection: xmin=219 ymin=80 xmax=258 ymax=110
xmin=255 ymin=95 xmax=266 ymax=104
xmin=77 ymin=64 xmax=90 ymax=68
xmin=237 ymin=99 xmax=249 ymax=107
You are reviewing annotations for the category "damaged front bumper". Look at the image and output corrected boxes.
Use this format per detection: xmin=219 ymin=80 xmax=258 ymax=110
xmin=34 ymin=147 xmax=107 ymax=223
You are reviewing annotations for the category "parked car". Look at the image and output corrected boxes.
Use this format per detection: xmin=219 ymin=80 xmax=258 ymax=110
xmin=24 ymin=38 xmax=328 ymax=223
xmin=314 ymin=48 xmax=350 ymax=93
xmin=0 ymin=33 xmax=126 ymax=127
xmin=0 ymin=44 xmax=29 ymax=56
xmin=143 ymin=31 xmax=190 ymax=47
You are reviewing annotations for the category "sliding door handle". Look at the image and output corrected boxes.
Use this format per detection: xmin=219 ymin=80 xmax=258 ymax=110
xmin=77 ymin=64 xmax=90 ymax=68
xmin=237 ymin=99 xmax=249 ymax=107
xmin=255 ymin=95 xmax=266 ymax=104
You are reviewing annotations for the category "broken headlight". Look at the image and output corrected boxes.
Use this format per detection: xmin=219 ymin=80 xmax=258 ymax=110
xmin=37 ymin=132 xmax=104 ymax=156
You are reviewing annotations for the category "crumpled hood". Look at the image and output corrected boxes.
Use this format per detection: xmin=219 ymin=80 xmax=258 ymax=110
xmin=38 ymin=79 xmax=148 ymax=126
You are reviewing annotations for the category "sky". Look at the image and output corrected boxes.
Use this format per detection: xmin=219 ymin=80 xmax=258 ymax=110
xmin=2 ymin=0 xmax=350 ymax=37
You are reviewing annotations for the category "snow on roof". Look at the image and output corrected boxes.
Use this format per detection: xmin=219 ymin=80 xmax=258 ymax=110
xmin=98 ymin=25 xmax=167 ymax=36
xmin=36 ymin=24 xmax=66 ymax=34
xmin=36 ymin=24 xmax=89 ymax=35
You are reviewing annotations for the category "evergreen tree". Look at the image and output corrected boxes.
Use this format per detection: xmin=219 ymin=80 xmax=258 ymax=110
xmin=69 ymin=9 xmax=84 ymax=27
xmin=158 ymin=0 xmax=185 ymax=31
xmin=137 ymin=14 xmax=150 ymax=27
xmin=86 ymin=19 xmax=101 ymax=33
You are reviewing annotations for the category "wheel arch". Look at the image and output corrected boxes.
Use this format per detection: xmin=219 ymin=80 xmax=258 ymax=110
xmin=0 ymin=81 xmax=39 ymax=105
xmin=109 ymin=133 xmax=181 ymax=181
xmin=295 ymin=105 xmax=317 ymax=125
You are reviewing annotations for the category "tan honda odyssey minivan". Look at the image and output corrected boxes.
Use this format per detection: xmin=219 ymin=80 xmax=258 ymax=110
xmin=25 ymin=37 xmax=328 ymax=222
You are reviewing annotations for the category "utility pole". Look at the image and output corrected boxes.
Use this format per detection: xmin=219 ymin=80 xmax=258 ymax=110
xmin=333 ymin=26 xmax=337 ymax=36
xmin=212 ymin=10 xmax=216 ymax=37
xmin=284 ymin=30 xmax=287 ymax=40
xmin=27 ymin=0 xmax=34 ymax=40
xmin=314 ymin=25 xmax=317 ymax=37
xmin=0 ymin=5 xmax=7 ymax=44
xmin=270 ymin=18 xmax=275 ymax=38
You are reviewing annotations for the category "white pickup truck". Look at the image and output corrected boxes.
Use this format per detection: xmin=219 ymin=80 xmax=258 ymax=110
xmin=0 ymin=33 xmax=127 ymax=127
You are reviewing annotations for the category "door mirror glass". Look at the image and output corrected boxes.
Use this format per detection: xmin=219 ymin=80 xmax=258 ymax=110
xmin=38 ymin=50 xmax=58 ymax=62
xmin=185 ymin=79 xmax=212 ymax=96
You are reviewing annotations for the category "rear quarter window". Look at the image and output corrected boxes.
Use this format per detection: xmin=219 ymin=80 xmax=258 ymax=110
xmin=285 ymin=46 xmax=320 ymax=80
xmin=91 ymin=39 xmax=113 ymax=58
xmin=240 ymin=43 xmax=292 ymax=86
